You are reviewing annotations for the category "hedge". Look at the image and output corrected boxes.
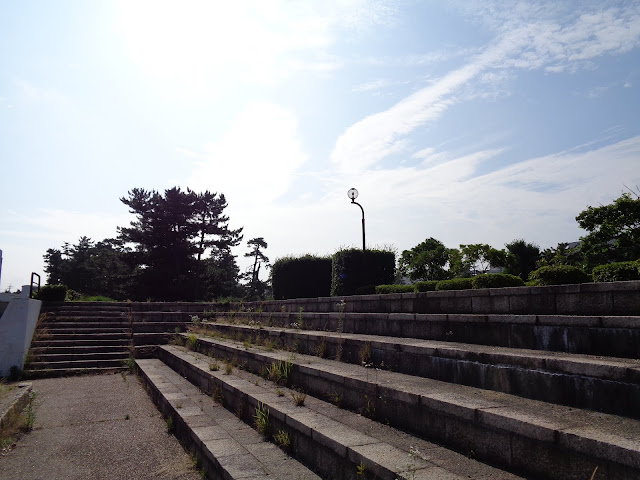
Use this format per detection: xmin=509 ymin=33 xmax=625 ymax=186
xmin=375 ymin=284 xmax=415 ymax=294
xmin=592 ymin=261 xmax=640 ymax=282
xmin=415 ymin=280 xmax=439 ymax=292
xmin=435 ymin=278 xmax=473 ymax=291
xmin=331 ymin=248 xmax=395 ymax=296
xmin=472 ymin=273 xmax=524 ymax=289
xmin=272 ymin=255 xmax=332 ymax=300
xmin=36 ymin=284 xmax=68 ymax=302
xmin=528 ymin=265 xmax=592 ymax=286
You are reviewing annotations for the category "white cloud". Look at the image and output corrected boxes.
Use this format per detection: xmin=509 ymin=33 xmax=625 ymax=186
xmin=330 ymin=3 xmax=640 ymax=172
xmin=185 ymin=102 xmax=308 ymax=207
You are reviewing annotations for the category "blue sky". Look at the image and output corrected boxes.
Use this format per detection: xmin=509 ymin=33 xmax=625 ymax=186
xmin=1 ymin=0 xmax=639 ymax=291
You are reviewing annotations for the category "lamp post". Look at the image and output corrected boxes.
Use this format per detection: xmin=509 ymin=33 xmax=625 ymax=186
xmin=347 ymin=188 xmax=365 ymax=251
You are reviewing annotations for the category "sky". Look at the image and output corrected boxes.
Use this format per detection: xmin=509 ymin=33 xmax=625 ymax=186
xmin=1 ymin=0 xmax=640 ymax=292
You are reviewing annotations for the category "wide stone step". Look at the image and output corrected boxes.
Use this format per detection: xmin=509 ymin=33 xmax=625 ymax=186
xmin=136 ymin=358 xmax=322 ymax=480
xmin=31 ymin=351 xmax=129 ymax=362
xmin=39 ymin=327 xmax=132 ymax=335
xmin=181 ymin=334 xmax=640 ymax=480
xmin=26 ymin=358 xmax=128 ymax=370
xmin=210 ymin=311 xmax=640 ymax=358
xmin=23 ymin=366 xmax=126 ymax=379
xmin=39 ymin=321 xmax=131 ymax=329
xmin=132 ymin=311 xmax=197 ymax=322
xmin=31 ymin=338 xmax=130 ymax=348
xmin=197 ymin=322 xmax=640 ymax=418
xmin=132 ymin=322 xmax=187 ymax=333
xmin=40 ymin=316 xmax=130 ymax=324
xmin=153 ymin=346 xmax=525 ymax=480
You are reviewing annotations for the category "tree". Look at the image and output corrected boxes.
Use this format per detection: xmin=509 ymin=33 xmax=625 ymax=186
xmin=447 ymin=248 xmax=472 ymax=278
xmin=118 ymin=187 xmax=242 ymax=300
xmin=538 ymin=242 xmax=582 ymax=268
xmin=243 ymin=237 xmax=270 ymax=300
xmin=504 ymin=239 xmax=541 ymax=280
xmin=398 ymin=238 xmax=450 ymax=281
xmin=459 ymin=244 xmax=494 ymax=275
xmin=576 ymin=191 xmax=640 ymax=270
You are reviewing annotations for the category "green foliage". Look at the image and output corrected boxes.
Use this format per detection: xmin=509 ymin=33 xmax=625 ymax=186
xmin=435 ymin=278 xmax=473 ymax=291
xmin=528 ymin=265 xmax=592 ymax=285
xmin=254 ymin=402 xmax=271 ymax=438
xmin=504 ymin=239 xmax=541 ymax=280
xmin=576 ymin=192 xmax=640 ymax=270
xmin=36 ymin=284 xmax=67 ymax=302
xmin=538 ymin=242 xmax=582 ymax=268
xmin=399 ymin=237 xmax=449 ymax=281
xmin=414 ymin=280 xmax=439 ymax=292
xmin=375 ymin=284 xmax=415 ymax=294
xmin=591 ymin=261 xmax=640 ymax=282
xmin=471 ymin=273 xmax=525 ymax=289
xmin=354 ymin=285 xmax=376 ymax=295
xmin=460 ymin=244 xmax=495 ymax=274
xmin=272 ymin=254 xmax=332 ymax=300
xmin=242 ymin=237 xmax=270 ymax=301
xmin=331 ymin=248 xmax=395 ymax=296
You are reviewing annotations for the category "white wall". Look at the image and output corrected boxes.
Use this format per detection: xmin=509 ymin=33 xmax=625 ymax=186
xmin=0 ymin=295 xmax=42 ymax=377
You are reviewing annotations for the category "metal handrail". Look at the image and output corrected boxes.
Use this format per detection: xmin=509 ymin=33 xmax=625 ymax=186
xmin=29 ymin=272 xmax=41 ymax=298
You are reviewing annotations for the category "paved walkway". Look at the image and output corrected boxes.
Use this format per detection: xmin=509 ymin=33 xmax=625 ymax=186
xmin=0 ymin=374 xmax=203 ymax=480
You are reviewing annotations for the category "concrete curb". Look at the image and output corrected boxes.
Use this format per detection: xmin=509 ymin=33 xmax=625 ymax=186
xmin=0 ymin=382 xmax=32 ymax=433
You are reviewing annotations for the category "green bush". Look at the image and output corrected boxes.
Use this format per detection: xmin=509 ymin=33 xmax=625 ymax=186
xmin=472 ymin=273 xmax=525 ymax=289
xmin=331 ymin=248 xmax=395 ymax=296
xmin=355 ymin=285 xmax=376 ymax=295
xmin=528 ymin=265 xmax=592 ymax=286
xmin=435 ymin=278 xmax=473 ymax=291
xmin=414 ymin=281 xmax=439 ymax=292
xmin=375 ymin=284 xmax=415 ymax=294
xmin=272 ymin=255 xmax=332 ymax=300
xmin=592 ymin=261 xmax=640 ymax=282
xmin=36 ymin=284 xmax=68 ymax=302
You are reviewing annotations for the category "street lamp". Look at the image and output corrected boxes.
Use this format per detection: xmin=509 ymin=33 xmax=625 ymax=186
xmin=347 ymin=188 xmax=365 ymax=251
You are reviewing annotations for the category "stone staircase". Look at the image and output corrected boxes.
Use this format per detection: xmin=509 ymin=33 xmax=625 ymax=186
xmin=134 ymin=281 xmax=640 ymax=480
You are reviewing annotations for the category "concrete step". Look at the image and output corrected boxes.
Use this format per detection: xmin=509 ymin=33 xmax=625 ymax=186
xmin=132 ymin=311 xmax=197 ymax=322
xmin=31 ymin=338 xmax=130 ymax=348
xmin=23 ymin=366 xmax=126 ymax=379
xmin=209 ymin=311 xmax=640 ymax=358
xmin=132 ymin=322 xmax=187 ymax=333
xmin=40 ymin=315 xmax=130 ymax=323
xmin=195 ymin=322 xmax=640 ymax=419
xmin=39 ymin=321 xmax=132 ymax=329
xmin=30 ymin=345 xmax=129 ymax=355
xmin=37 ymin=327 xmax=132 ymax=335
xmin=136 ymin=358 xmax=323 ymax=480
xmin=150 ymin=346 xmax=526 ymax=480
xmin=26 ymin=358 xmax=129 ymax=370
xmin=31 ymin=351 xmax=129 ymax=362
xmin=179 ymin=334 xmax=640 ymax=480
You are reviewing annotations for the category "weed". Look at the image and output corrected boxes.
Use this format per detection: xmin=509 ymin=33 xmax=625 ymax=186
xmin=265 ymin=359 xmax=293 ymax=385
xmin=335 ymin=342 xmax=344 ymax=362
xmin=273 ymin=429 xmax=291 ymax=450
xmin=186 ymin=334 xmax=199 ymax=351
xmin=243 ymin=340 xmax=251 ymax=350
xmin=209 ymin=361 xmax=220 ymax=371
xmin=124 ymin=356 xmax=136 ymax=372
xmin=359 ymin=343 xmax=372 ymax=366
xmin=124 ymin=414 xmax=130 ymax=420
xmin=174 ymin=327 xmax=180 ymax=334
xmin=291 ymin=391 xmax=307 ymax=407
xmin=275 ymin=388 xmax=284 ymax=397
xmin=315 ymin=338 xmax=327 ymax=358
xmin=280 ymin=305 xmax=286 ymax=312
xmin=362 ymin=395 xmax=375 ymax=418
xmin=356 ymin=461 xmax=366 ymax=476
xmin=166 ymin=416 xmax=174 ymax=434
xmin=297 ymin=307 xmax=304 ymax=327
xmin=175 ymin=401 xmax=183 ymax=409
xmin=190 ymin=315 xmax=201 ymax=325
xmin=329 ymin=391 xmax=343 ymax=407
xmin=212 ymin=384 xmax=223 ymax=404
xmin=589 ymin=467 xmax=599 ymax=480
xmin=264 ymin=338 xmax=275 ymax=352
xmin=254 ymin=402 xmax=271 ymax=438
xmin=224 ymin=361 xmax=233 ymax=375
xmin=268 ymin=314 xmax=274 ymax=327
xmin=21 ymin=392 xmax=36 ymax=432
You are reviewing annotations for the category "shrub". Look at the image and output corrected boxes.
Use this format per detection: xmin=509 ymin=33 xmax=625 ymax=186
xmin=435 ymin=278 xmax=473 ymax=291
xmin=592 ymin=261 xmax=640 ymax=282
xmin=414 ymin=281 xmax=439 ymax=292
xmin=354 ymin=285 xmax=376 ymax=295
xmin=272 ymin=255 xmax=332 ymax=300
xmin=331 ymin=248 xmax=395 ymax=296
xmin=472 ymin=273 xmax=525 ymax=289
xmin=375 ymin=284 xmax=415 ymax=294
xmin=36 ymin=284 xmax=68 ymax=302
xmin=528 ymin=265 xmax=592 ymax=286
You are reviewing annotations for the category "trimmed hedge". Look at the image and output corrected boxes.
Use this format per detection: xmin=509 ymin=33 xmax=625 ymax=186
xmin=435 ymin=278 xmax=473 ymax=291
xmin=415 ymin=280 xmax=439 ymax=292
xmin=472 ymin=273 xmax=525 ymax=289
xmin=528 ymin=265 xmax=592 ymax=286
xmin=592 ymin=261 xmax=640 ymax=282
xmin=272 ymin=255 xmax=332 ymax=300
xmin=36 ymin=284 xmax=68 ymax=302
xmin=331 ymin=248 xmax=395 ymax=296
xmin=375 ymin=284 xmax=415 ymax=294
